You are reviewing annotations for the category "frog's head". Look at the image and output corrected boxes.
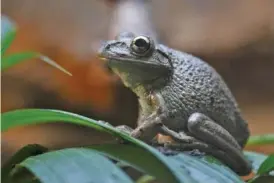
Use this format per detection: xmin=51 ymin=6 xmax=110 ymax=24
xmin=98 ymin=32 xmax=173 ymax=91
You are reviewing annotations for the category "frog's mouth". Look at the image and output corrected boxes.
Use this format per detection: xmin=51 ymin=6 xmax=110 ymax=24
xmin=99 ymin=55 xmax=168 ymax=73
xmin=98 ymin=55 xmax=170 ymax=89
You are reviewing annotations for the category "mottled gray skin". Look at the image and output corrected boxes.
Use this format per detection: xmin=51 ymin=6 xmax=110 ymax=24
xmin=98 ymin=32 xmax=251 ymax=175
xmin=157 ymin=47 xmax=249 ymax=145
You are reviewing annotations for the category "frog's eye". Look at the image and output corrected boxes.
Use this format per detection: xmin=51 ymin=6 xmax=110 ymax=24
xmin=130 ymin=36 xmax=154 ymax=56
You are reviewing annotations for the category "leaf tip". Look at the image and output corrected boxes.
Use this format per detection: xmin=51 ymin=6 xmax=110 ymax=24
xmin=39 ymin=55 xmax=72 ymax=76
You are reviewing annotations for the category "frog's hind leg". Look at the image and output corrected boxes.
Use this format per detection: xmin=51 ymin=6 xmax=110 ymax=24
xmin=159 ymin=113 xmax=252 ymax=175
xmin=187 ymin=113 xmax=251 ymax=175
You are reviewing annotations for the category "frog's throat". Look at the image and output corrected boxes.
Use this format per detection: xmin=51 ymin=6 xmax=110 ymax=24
xmin=134 ymin=85 xmax=156 ymax=115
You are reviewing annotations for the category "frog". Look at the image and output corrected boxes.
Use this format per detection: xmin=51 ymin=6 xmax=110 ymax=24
xmin=98 ymin=31 xmax=252 ymax=175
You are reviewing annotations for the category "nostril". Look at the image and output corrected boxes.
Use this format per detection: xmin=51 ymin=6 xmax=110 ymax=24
xmin=99 ymin=40 xmax=117 ymax=50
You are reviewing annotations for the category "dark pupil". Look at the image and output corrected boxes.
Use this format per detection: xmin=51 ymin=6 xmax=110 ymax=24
xmin=135 ymin=38 xmax=149 ymax=51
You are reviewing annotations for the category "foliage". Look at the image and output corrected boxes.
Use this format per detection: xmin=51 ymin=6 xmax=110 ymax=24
xmin=1 ymin=20 xmax=71 ymax=75
xmin=2 ymin=109 xmax=274 ymax=183
xmin=247 ymin=135 xmax=274 ymax=146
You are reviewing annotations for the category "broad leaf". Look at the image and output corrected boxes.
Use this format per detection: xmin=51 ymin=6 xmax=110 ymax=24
xmin=1 ymin=144 xmax=48 ymax=183
xmin=244 ymin=151 xmax=269 ymax=173
xmin=257 ymin=154 xmax=274 ymax=175
xmin=90 ymin=144 xmax=196 ymax=183
xmin=2 ymin=109 xmax=257 ymax=183
xmin=10 ymin=148 xmax=133 ymax=183
xmin=169 ymin=153 xmax=244 ymax=183
xmin=91 ymin=144 xmax=246 ymax=183
xmin=1 ymin=109 xmax=192 ymax=183
xmin=1 ymin=109 xmax=132 ymax=139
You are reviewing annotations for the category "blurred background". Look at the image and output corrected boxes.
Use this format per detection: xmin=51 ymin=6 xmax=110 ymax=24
xmin=2 ymin=0 xmax=274 ymax=163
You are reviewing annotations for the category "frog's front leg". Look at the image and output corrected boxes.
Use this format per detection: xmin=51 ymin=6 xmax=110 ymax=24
xmin=159 ymin=113 xmax=252 ymax=175
xmin=115 ymin=112 xmax=164 ymax=144
xmin=130 ymin=112 xmax=164 ymax=142
xmin=129 ymin=92 xmax=171 ymax=142
xmin=116 ymin=93 xmax=167 ymax=143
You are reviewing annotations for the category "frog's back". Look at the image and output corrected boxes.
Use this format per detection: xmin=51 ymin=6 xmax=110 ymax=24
xmin=162 ymin=46 xmax=249 ymax=147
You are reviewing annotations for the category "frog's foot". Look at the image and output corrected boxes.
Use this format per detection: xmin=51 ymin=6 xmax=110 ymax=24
xmin=130 ymin=93 xmax=169 ymax=143
xmin=116 ymin=119 xmax=163 ymax=144
xmin=159 ymin=113 xmax=252 ymax=176
xmin=115 ymin=103 xmax=165 ymax=144
xmin=98 ymin=120 xmax=112 ymax=126
xmin=130 ymin=112 xmax=164 ymax=143
xmin=115 ymin=125 xmax=134 ymax=135
xmin=159 ymin=131 xmax=224 ymax=157
xmin=114 ymin=125 xmax=134 ymax=144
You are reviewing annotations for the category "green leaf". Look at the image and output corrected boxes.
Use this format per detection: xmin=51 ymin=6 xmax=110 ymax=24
xmin=89 ymin=144 xmax=196 ymax=183
xmin=10 ymin=148 xmax=133 ymax=183
xmin=1 ymin=52 xmax=39 ymax=70
xmin=1 ymin=144 xmax=48 ymax=183
xmin=244 ymin=151 xmax=268 ymax=173
xmin=1 ymin=109 xmax=129 ymax=137
xmin=91 ymin=143 xmax=245 ymax=183
xmin=257 ymin=154 xmax=274 ymax=175
xmin=247 ymin=134 xmax=274 ymax=146
xmin=169 ymin=153 xmax=244 ymax=183
xmin=1 ymin=109 xmax=193 ymax=183
xmin=248 ymin=175 xmax=274 ymax=183
xmin=1 ymin=52 xmax=71 ymax=75
xmin=2 ymin=109 xmax=250 ymax=183
xmin=1 ymin=29 xmax=16 ymax=56
xmin=3 ymin=144 xmax=247 ymax=183
xmin=136 ymin=175 xmax=155 ymax=183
